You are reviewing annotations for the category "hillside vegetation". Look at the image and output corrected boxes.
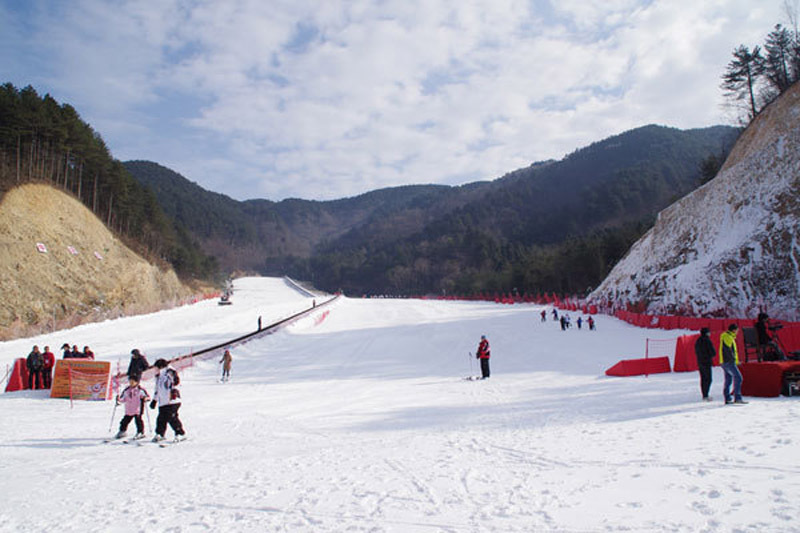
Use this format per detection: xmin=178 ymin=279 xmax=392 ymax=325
xmin=0 ymin=184 xmax=193 ymax=339
xmin=0 ymin=83 xmax=216 ymax=280
xmin=127 ymin=125 xmax=738 ymax=296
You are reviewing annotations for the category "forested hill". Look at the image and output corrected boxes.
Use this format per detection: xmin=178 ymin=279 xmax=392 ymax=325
xmin=0 ymin=83 xmax=216 ymax=280
xmin=126 ymin=124 xmax=738 ymax=296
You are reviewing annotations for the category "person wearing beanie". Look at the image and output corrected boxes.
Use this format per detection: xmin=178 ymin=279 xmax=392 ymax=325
xmin=150 ymin=358 xmax=186 ymax=442
xmin=126 ymin=349 xmax=150 ymax=381
xmin=115 ymin=376 xmax=150 ymax=440
xmin=694 ymin=327 xmax=715 ymax=401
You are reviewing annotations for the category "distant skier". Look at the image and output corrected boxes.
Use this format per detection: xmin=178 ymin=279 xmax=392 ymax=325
xmin=150 ymin=359 xmax=186 ymax=442
xmin=588 ymin=316 xmax=596 ymax=331
xmin=219 ymin=349 xmax=233 ymax=382
xmin=577 ymin=317 xmax=583 ymax=330
xmin=476 ymin=335 xmax=491 ymax=379
xmin=41 ymin=346 xmax=55 ymax=389
xmin=126 ymin=349 xmax=150 ymax=381
xmin=552 ymin=309 xmax=558 ymax=321
xmin=694 ymin=328 xmax=715 ymax=401
xmin=257 ymin=316 xmax=262 ymax=331
xmin=540 ymin=310 xmax=547 ymax=322
xmin=115 ymin=376 xmax=150 ymax=440
xmin=560 ymin=316 xmax=567 ymax=331
xmin=26 ymin=345 xmax=44 ymax=390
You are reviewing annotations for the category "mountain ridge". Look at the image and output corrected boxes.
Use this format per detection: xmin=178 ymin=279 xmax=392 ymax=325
xmin=126 ymin=123 xmax=738 ymax=295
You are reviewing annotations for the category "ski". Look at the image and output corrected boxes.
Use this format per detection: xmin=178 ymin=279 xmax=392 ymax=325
xmin=157 ymin=436 xmax=188 ymax=448
xmin=463 ymin=376 xmax=483 ymax=381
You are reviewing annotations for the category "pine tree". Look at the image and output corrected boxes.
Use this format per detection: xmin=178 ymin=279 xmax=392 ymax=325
xmin=764 ymin=24 xmax=795 ymax=93
xmin=721 ymin=45 xmax=766 ymax=120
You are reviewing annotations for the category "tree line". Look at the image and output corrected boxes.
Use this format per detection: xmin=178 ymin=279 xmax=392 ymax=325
xmin=0 ymin=83 xmax=217 ymax=279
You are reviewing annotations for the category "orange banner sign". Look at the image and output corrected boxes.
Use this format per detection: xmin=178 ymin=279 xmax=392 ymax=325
xmin=50 ymin=360 xmax=111 ymax=400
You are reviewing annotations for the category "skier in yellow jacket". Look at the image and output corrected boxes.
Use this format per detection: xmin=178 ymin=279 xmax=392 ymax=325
xmin=719 ymin=324 xmax=747 ymax=404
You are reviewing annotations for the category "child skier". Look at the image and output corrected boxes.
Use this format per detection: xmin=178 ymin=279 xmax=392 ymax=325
xmin=219 ymin=349 xmax=232 ymax=382
xmin=150 ymin=359 xmax=186 ymax=442
xmin=115 ymin=377 xmax=150 ymax=440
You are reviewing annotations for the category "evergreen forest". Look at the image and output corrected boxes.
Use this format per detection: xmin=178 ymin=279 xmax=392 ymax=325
xmin=0 ymin=83 xmax=217 ymax=280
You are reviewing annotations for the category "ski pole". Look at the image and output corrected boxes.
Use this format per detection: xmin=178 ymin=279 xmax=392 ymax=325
xmin=468 ymin=351 xmax=474 ymax=377
xmin=108 ymin=398 xmax=118 ymax=433
xmin=145 ymin=404 xmax=152 ymax=433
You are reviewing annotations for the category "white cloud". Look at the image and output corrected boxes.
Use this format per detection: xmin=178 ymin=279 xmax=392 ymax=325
xmin=3 ymin=0 xmax=787 ymax=201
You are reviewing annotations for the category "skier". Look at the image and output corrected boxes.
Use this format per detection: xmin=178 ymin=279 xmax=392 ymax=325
xmin=82 ymin=346 xmax=95 ymax=359
xmin=219 ymin=349 xmax=233 ymax=382
xmin=560 ymin=316 xmax=567 ymax=331
xmin=257 ymin=316 xmax=262 ymax=331
xmin=476 ymin=335 xmax=491 ymax=379
xmin=552 ymin=308 xmax=558 ymax=321
xmin=577 ymin=317 xmax=583 ymax=330
xmin=720 ymin=324 xmax=746 ymax=404
xmin=588 ymin=316 xmax=596 ymax=331
xmin=26 ymin=345 xmax=44 ymax=390
xmin=115 ymin=376 xmax=150 ymax=440
xmin=149 ymin=359 xmax=186 ymax=442
xmin=41 ymin=346 xmax=55 ymax=389
xmin=694 ymin=328 xmax=715 ymax=401
xmin=126 ymin=349 xmax=150 ymax=381
xmin=540 ymin=310 xmax=546 ymax=322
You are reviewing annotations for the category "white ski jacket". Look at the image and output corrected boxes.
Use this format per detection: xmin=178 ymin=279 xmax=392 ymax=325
xmin=153 ymin=366 xmax=181 ymax=406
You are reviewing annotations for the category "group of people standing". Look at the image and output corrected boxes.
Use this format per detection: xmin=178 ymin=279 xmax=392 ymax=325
xmin=61 ymin=343 xmax=95 ymax=359
xmin=24 ymin=342 xmax=97 ymax=390
xmin=25 ymin=345 xmax=55 ymax=389
xmin=540 ymin=309 xmax=596 ymax=331
xmin=694 ymin=324 xmax=748 ymax=405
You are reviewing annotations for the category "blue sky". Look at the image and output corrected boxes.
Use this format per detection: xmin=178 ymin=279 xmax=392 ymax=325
xmin=0 ymin=0 xmax=786 ymax=201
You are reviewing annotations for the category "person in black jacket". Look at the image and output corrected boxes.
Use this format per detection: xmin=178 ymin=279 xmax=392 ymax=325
xmin=26 ymin=345 xmax=44 ymax=390
xmin=126 ymin=349 xmax=150 ymax=381
xmin=694 ymin=328 xmax=715 ymax=401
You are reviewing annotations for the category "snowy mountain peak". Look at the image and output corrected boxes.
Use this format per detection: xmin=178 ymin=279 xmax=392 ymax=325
xmin=590 ymin=82 xmax=800 ymax=319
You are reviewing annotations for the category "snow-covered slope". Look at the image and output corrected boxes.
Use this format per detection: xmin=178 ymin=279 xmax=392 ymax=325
xmin=590 ymin=83 xmax=800 ymax=319
xmin=1 ymin=277 xmax=799 ymax=532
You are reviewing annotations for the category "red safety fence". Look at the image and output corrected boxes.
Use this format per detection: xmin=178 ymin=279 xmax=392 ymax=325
xmin=605 ymin=356 xmax=671 ymax=377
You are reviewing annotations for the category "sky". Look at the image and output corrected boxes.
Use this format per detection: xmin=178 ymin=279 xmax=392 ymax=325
xmin=0 ymin=0 xmax=789 ymax=201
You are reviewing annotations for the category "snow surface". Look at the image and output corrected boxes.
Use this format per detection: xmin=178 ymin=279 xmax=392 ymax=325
xmin=1 ymin=277 xmax=799 ymax=532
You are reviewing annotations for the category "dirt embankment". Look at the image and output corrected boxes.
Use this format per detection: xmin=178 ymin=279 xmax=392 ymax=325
xmin=0 ymin=183 xmax=197 ymax=340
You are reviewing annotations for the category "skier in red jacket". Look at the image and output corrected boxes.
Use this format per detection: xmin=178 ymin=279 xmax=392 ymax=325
xmin=476 ymin=335 xmax=491 ymax=379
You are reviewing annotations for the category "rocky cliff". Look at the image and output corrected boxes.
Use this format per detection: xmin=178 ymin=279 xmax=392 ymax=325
xmin=589 ymin=83 xmax=800 ymax=319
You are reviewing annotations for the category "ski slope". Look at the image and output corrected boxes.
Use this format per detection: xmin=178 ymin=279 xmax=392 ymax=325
xmin=1 ymin=277 xmax=798 ymax=532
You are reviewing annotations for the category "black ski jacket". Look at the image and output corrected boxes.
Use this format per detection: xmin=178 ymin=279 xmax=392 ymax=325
xmin=694 ymin=335 xmax=715 ymax=367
